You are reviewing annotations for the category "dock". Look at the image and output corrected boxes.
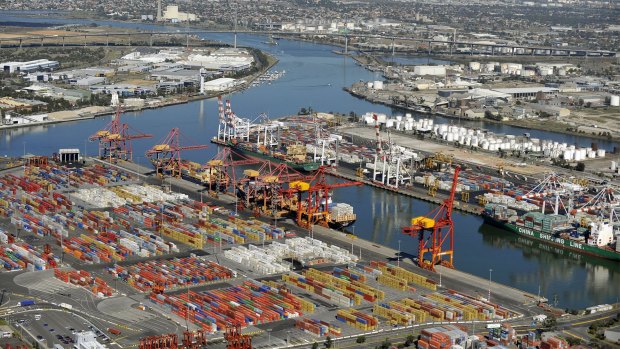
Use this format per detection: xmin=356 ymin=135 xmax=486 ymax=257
xmin=328 ymin=166 xmax=483 ymax=216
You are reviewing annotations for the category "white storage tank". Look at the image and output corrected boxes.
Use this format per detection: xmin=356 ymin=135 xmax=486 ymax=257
xmin=611 ymin=95 xmax=620 ymax=107
xmin=596 ymin=149 xmax=606 ymax=157
xmin=611 ymin=161 xmax=617 ymax=171
xmin=373 ymin=81 xmax=384 ymax=90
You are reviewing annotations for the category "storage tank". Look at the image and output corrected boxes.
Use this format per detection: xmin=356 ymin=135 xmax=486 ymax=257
xmin=373 ymin=81 xmax=384 ymax=90
xmin=596 ymin=149 xmax=606 ymax=157
xmin=367 ymin=82 xmax=373 ymax=89
xmin=611 ymin=95 xmax=620 ymax=107
xmin=612 ymin=161 xmax=617 ymax=171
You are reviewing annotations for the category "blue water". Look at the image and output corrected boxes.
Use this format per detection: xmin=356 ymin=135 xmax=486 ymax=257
xmin=1 ymin=11 xmax=619 ymax=308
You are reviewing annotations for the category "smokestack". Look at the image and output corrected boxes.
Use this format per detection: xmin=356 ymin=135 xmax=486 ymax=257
xmin=157 ymin=0 xmax=162 ymax=21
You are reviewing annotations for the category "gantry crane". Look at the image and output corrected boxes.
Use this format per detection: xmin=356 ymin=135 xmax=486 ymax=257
xmin=237 ymin=161 xmax=306 ymax=217
xmin=89 ymin=106 xmax=152 ymax=162
xmin=281 ymin=166 xmax=362 ymax=228
xmin=202 ymin=147 xmax=260 ymax=194
xmin=146 ymin=128 xmax=208 ymax=178
xmin=225 ymin=324 xmax=252 ymax=349
xmin=402 ymin=165 xmax=461 ymax=271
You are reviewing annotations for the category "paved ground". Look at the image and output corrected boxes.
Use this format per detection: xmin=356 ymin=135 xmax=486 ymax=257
xmin=341 ymin=126 xmax=555 ymax=176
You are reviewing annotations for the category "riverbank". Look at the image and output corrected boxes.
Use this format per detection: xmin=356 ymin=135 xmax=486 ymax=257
xmin=344 ymin=85 xmax=620 ymax=143
xmin=0 ymin=51 xmax=279 ymax=130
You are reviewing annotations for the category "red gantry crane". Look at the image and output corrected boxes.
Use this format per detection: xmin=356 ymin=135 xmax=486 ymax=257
xmin=146 ymin=128 xmax=209 ymax=178
xmin=225 ymin=324 xmax=252 ymax=349
xmin=281 ymin=166 xmax=362 ymax=228
xmin=89 ymin=106 xmax=152 ymax=162
xmin=202 ymin=147 xmax=260 ymax=194
xmin=402 ymin=165 xmax=461 ymax=271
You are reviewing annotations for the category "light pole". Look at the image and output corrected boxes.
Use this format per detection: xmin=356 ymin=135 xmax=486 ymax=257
xmin=397 ymin=239 xmax=401 ymax=267
xmin=351 ymin=225 xmax=355 ymax=255
xmin=439 ymin=267 xmax=442 ymax=287
xmin=22 ymin=141 xmax=26 ymax=174
xmin=488 ymin=268 xmax=493 ymax=302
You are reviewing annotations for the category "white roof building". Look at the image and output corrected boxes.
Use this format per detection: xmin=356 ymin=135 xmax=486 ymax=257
xmin=75 ymin=331 xmax=105 ymax=349
xmin=203 ymin=78 xmax=238 ymax=92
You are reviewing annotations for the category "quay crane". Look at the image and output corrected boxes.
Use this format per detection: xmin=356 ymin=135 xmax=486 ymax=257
xmin=202 ymin=147 xmax=260 ymax=194
xmin=402 ymin=165 xmax=461 ymax=272
xmin=89 ymin=106 xmax=152 ymax=162
xmin=237 ymin=161 xmax=306 ymax=217
xmin=280 ymin=166 xmax=362 ymax=228
xmin=145 ymin=128 xmax=208 ymax=178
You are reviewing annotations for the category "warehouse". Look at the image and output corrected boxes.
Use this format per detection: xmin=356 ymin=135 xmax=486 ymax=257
xmin=490 ymin=87 xmax=559 ymax=100
xmin=203 ymin=78 xmax=238 ymax=92
xmin=1 ymin=59 xmax=59 ymax=73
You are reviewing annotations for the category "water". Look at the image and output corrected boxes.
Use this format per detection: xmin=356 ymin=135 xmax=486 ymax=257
xmin=1 ymin=11 xmax=619 ymax=308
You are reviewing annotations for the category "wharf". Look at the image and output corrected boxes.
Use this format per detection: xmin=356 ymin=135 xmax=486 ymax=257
xmin=310 ymin=224 xmax=546 ymax=306
xmin=105 ymin=158 xmax=545 ymax=308
xmin=339 ymin=126 xmax=550 ymax=178
xmin=327 ymin=166 xmax=483 ymax=216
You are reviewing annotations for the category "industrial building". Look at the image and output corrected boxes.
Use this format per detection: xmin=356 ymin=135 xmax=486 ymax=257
xmin=1 ymin=59 xmax=59 ymax=74
xmin=202 ymin=78 xmax=238 ymax=92
xmin=162 ymin=5 xmax=197 ymax=22
xmin=74 ymin=331 xmax=105 ymax=349
xmin=414 ymin=65 xmax=447 ymax=76
xmin=490 ymin=87 xmax=559 ymax=100
xmin=2 ymin=113 xmax=48 ymax=125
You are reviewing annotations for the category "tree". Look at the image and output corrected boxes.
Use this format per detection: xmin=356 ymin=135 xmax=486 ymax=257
xmin=356 ymin=336 xmax=366 ymax=344
xmin=312 ymin=342 xmax=319 ymax=349
xmin=575 ymin=162 xmax=585 ymax=172
xmin=405 ymin=335 xmax=415 ymax=347
xmin=325 ymin=336 xmax=333 ymax=348
xmin=566 ymin=337 xmax=582 ymax=346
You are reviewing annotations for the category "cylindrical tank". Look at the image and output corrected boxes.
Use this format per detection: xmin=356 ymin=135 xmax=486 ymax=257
xmin=611 ymin=161 xmax=617 ymax=171
xmin=373 ymin=81 xmax=384 ymax=90
xmin=611 ymin=95 xmax=620 ymax=107
xmin=596 ymin=149 xmax=606 ymax=157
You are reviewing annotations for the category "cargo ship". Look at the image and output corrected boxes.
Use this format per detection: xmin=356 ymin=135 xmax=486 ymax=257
xmin=483 ymin=203 xmax=620 ymax=261
xmin=212 ymin=138 xmax=319 ymax=172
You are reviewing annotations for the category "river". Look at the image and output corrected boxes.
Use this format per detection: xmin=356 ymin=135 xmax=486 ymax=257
xmin=1 ymin=11 xmax=618 ymax=309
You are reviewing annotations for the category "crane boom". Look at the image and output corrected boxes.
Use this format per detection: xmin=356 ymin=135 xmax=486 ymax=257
xmin=402 ymin=165 xmax=460 ymax=271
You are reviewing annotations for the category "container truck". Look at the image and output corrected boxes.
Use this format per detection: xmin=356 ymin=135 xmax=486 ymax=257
xmin=18 ymin=299 xmax=35 ymax=306
xmin=107 ymin=328 xmax=121 ymax=335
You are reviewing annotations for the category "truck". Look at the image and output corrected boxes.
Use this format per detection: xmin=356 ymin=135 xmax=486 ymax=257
xmin=18 ymin=299 xmax=35 ymax=307
xmin=107 ymin=328 xmax=121 ymax=336
xmin=59 ymin=303 xmax=73 ymax=310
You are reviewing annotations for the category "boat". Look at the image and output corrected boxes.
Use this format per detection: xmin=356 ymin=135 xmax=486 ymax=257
xmin=482 ymin=203 xmax=620 ymax=261
xmin=212 ymin=138 xmax=319 ymax=172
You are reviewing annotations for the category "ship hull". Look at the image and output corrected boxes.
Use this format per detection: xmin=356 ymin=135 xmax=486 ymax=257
xmin=212 ymin=138 xmax=319 ymax=172
xmin=329 ymin=219 xmax=356 ymax=230
xmin=482 ymin=215 xmax=620 ymax=261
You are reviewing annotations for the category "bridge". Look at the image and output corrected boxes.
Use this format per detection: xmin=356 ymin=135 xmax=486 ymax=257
xmin=0 ymin=29 xmax=616 ymax=57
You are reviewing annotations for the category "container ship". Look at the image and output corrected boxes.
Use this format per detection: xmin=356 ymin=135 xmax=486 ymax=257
xmin=483 ymin=203 xmax=620 ymax=261
xmin=212 ymin=138 xmax=319 ymax=172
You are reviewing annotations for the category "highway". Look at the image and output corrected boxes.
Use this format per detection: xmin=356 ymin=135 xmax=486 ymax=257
xmin=0 ymin=29 xmax=615 ymax=57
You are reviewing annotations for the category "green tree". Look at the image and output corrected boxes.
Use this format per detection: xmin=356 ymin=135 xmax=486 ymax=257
xmin=575 ymin=162 xmax=585 ymax=172
xmin=325 ymin=336 xmax=333 ymax=348
xmin=312 ymin=342 xmax=319 ymax=349
xmin=356 ymin=336 xmax=366 ymax=344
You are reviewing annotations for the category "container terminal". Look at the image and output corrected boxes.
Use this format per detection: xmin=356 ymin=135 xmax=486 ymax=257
xmin=0 ymin=105 xmax=617 ymax=349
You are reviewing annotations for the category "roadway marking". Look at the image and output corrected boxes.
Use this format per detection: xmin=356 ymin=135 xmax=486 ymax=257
xmin=562 ymin=330 xmax=587 ymax=342
xmin=572 ymin=315 xmax=613 ymax=326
